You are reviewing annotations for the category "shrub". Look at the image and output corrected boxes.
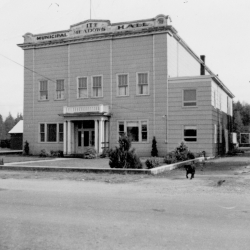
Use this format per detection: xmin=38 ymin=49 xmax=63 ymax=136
xmin=0 ymin=139 xmax=10 ymax=148
xmin=109 ymin=135 xmax=142 ymax=169
xmin=151 ymin=136 xmax=158 ymax=157
xmin=50 ymin=150 xmax=64 ymax=157
xmin=164 ymin=142 xmax=196 ymax=164
xmin=23 ymin=141 xmax=29 ymax=155
xmin=39 ymin=149 xmax=50 ymax=157
xmin=145 ymin=157 xmax=161 ymax=169
xmin=83 ymin=147 xmax=97 ymax=159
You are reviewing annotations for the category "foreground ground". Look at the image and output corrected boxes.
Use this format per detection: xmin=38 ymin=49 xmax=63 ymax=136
xmin=0 ymin=154 xmax=250 ymax=249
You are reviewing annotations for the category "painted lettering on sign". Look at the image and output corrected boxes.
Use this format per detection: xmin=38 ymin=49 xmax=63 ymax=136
xmin=116 ymin=22 xmax=149 ymax=30
xmin=36 ymin=33 xmax=67 ymax=41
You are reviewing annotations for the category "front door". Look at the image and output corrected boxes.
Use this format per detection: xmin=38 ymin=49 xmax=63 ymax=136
xmin=77 ymin=129 xmax=95 ymax=154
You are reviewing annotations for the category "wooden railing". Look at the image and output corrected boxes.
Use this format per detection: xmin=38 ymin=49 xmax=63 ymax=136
xmin=63 ymin=104 xmax=109 ymax=114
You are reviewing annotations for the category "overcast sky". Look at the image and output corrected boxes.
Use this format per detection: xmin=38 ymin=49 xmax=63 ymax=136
xmin=0 ymin=0 xmax=249 ymax=119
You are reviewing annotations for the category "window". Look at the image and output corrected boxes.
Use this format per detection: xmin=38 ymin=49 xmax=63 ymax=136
xmin=184 ymin=126 xmax=197 ymax=142
xmin=118 ymin=120 xmax=148 ymax=142
xmin=127 ymin=121 xmax=139 ymax=141
xmin=219 ymin=124 xmax=222 ymax=143
xmin=47 ymin=124 xmax=57 ymax=142
xmin=183 ymin=89 xmax=196 ymax=106
xmin=92 ymin=76 xmax=102 ymax=97
xmin=40 ymin=124 xmax=45 ymax=142
xmin=118 ymin=122 xmax=125 ymax=137
xmin=39 ymin=123 xmax=63 ymax=143
xmin=78 ymin=77 xmax=88 ymax=98
xmin=59 ymin=123 xmax=64 ymax=142
xmin=214 ymin=124 xmax=217 ymax=143
xmin=137 ymin=73 xmax=149 ymax=95
xmin=56 ymin=80 xmax=64 ymax=100
xmin=40 ymin=80 xmax=48 ymax=100
xmin=117 ymin=74 xmax=128 ymax=96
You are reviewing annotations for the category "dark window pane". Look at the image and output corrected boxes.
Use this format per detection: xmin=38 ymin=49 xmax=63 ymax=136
xmin=78 ymin=131 xmax=82 ymax=146
xmin=127 ymin=127 xmax=139 ymax=141
xmin=47 ymin=124 xmax=57 ymax=142
xmin=184 ymin=138 xmax=197 ymax=142
xmin=184 ymin=129 xmax=197 ymax=137
xmin=142 ymin=132 xmax=147 ymax=141
xmin=184 ymin=90 xmax=196 ymax=101
xmin=184 ymin=102 xmax=196 ymax=106
xmin=59 ymin=123 xmax=63 ymax=133
xmin=40 ymin=133 xmax=45 ymax=142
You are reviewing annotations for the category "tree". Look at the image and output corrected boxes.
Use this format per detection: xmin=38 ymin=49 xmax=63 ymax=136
xmin=3 ymin=113 xmax=15 ymax=139
xmin=0 ymin=114 xmax=4 ymax=140
xmin=151 ymin=136 xmax=158 ymax=157
xmin=15 ymin=113 xmax=23 ymax=125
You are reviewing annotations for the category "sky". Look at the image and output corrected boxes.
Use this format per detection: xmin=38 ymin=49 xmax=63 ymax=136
xmin=0 ymin=0 xmax=250 ymax=119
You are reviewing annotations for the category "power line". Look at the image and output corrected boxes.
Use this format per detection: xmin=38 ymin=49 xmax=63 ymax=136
xmin=0 ymin=52 xmax=167 ymax=118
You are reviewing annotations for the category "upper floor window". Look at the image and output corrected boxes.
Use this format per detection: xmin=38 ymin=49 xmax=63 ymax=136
xmin=117 ymin=74 xmax=129 ymax=96
xmin=56 ymin=79 xmax=64 ymax=100
xmin=137 ymin=73 xmax=149 ymax=95
xmin=40 ymin=80 xmax=48 ymax=100
xmin=183 ymin=89 xmax=196 ymax=107
xmin=78 ymin=77 xmax=88 ymax=98
xmin=184 ymin=125 xmax=197 ymax=142
xmin=92 ymin=76 xmax=103 ymax=97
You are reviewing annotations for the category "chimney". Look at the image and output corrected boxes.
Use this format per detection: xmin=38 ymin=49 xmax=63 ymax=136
xmin=200 ymin=55 xmax=205 ymax=75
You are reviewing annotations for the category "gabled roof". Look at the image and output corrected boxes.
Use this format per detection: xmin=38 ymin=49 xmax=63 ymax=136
xmin=8 ymin=120 xmax=23 ymax=134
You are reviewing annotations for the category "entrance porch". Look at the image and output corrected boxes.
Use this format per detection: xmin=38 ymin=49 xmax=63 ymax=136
xmin=59 ymin=105 xmax=110 ymax=156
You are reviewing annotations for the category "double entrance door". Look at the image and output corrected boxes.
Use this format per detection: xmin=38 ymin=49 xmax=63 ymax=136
xmin=76 ymin=121 xmax=95 ymax=154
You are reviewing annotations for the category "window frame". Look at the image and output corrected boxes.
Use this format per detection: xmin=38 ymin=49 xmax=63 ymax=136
xmin=136 ymin=72 xmax=149 ymax=96
xmin=117 ymin=120 xmax=149 ymax=143
xmin=77 ymin=76 xmax=88 ymax=99
xmin=214 ymin=124 xmax=217 ymax=144
xmin=55 ymin=79 xmax=65 ymax=100
xmin=182 ymin=89 xmax=197 ymax=107
xmin=39 ymin=122 xmax=64 ymax=143
xmin=183 ymin=125 xmax=197 ymax=143
xmin=39 ymin=80 xmax=48 ymax=101
xmin=116 ymin=73 xmax=129 ymax=97
xmin=91 ymin=75 xmax=103 ymax=98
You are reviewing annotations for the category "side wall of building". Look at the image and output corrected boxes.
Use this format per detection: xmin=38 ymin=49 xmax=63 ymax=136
xmin=167 ymin=34 xmax=210 ymax=77
xmin=167 ymin=78 xmax=213 ymax=156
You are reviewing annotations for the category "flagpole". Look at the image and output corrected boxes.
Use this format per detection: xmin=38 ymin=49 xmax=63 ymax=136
xmin=90 ymin=0 xmax=91 ymax=19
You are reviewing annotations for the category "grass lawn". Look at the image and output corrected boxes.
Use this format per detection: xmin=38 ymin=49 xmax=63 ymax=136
xmin=0 ymin=155 xmax=54 ymax=164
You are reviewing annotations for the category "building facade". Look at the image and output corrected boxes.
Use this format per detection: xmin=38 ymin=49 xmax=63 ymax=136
xmin=18 ymin=14 xmax=234 ymax=157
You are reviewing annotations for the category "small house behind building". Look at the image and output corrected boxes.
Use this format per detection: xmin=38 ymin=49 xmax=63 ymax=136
xmin=8 ymin=120 xmax=23 ymax=150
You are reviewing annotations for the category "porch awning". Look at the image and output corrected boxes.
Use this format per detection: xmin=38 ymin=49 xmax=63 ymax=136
xmin=58 ymin=112 xmax=111 ymax=117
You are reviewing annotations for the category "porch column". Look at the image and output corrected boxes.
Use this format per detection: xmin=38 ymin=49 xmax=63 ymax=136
xmin=99 ymin=118 xmax=104 ymax=154
xmin=63 ymin=121 xmax=67 ymax=155
xmin=94 ymin=120 xmax=98 ymax=153
xmin=67 ymin=121 xmax=72 ymax=154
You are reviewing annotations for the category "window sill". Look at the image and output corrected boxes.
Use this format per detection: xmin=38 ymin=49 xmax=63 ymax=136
xmin=136 ymin=94 xmax=150 ymax=97
xmin=38 ymin=99 xmax=49 ymax=102
xmin=91 ymin=96 xmax=103 ymax=99
xmin=77 ymin=97 xmax=89 ymax=100
xmin=54 ymin=99 xmax=66 ymax=101
xmin=116 ymin=95 xmax=129 ymax=98
xmin=39 ymin=142 xmax=63 ymax=144
xmin=182 ymin=106 xmax=198 ymax=108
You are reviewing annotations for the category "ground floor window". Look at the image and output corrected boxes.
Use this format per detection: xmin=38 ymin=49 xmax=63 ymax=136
xmin=39 ymin=123 xmax=63 ymax=143
xmin=184 ymin=125 xmax=197 ymax=142
xmin=118 ymin=120 xmax=148 ymax=142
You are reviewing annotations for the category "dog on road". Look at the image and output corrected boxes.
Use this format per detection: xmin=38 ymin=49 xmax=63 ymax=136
xmin=184 ymin=162 xmax=195 ymax=179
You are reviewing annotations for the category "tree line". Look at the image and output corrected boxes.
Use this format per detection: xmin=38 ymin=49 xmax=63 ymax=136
xmin=233 ymin=101 xmax=250 ymax=138
xmin=0 ymin=113 xmax=23 ymax=140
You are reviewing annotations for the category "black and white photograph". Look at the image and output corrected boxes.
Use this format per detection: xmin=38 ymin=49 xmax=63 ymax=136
xmin=0 ymin=0 xmax=250 ymax=249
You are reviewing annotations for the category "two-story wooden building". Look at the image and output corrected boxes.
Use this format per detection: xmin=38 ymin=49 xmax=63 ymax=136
xmin=18 ymin=14 xmax=234 ymax=157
